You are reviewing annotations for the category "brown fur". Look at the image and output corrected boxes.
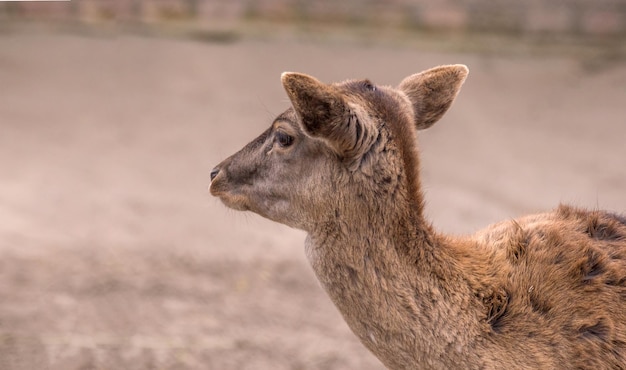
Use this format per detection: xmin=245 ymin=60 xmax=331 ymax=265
xmin=209 ymin=65 xmax=626 ymax=369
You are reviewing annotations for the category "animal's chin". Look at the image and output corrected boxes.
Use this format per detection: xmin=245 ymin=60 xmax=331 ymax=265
xmin=220 ymin=197 xmax=250 ymax=211
xmin=213 ymin=192 xmax=251 ymax=212
xmin=209 ymin=183 xmax=250 ymax=211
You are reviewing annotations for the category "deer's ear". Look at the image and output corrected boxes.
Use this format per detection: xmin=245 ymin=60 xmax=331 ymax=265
xmin=398 ymin=64 xmax=468 ymax=130
xmin=281 ymin=72 xmax=356 ymax=155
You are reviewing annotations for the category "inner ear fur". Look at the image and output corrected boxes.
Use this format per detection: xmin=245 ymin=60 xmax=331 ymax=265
xmin=281 ymin=72 xmax=347 ymax=139
xmin=398 ymin=64 xmax=468 ymax=130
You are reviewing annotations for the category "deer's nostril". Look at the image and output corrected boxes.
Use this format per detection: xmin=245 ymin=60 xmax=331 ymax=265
xmin=210 ymin=167 xmax=220 ymax=181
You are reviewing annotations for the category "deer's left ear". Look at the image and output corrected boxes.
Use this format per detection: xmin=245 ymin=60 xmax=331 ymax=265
xmin=281 ymin=72 xmax=349 ymax=139
xmin=282 ymin=72 xmax=369 ymax=159
xmin=399 ymin=64 xmax=468 ymax=130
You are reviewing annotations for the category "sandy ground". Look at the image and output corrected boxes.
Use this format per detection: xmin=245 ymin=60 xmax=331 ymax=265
xmin=0 ymin=31 xmax=625 ymax=369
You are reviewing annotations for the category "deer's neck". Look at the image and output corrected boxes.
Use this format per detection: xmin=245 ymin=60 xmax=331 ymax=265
xmin=306 ymin=201 xmax=487 ymax=368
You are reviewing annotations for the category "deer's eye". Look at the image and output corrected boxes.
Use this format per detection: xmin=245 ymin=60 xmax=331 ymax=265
xmin=275 ymin=131 xmax=294 ymax=148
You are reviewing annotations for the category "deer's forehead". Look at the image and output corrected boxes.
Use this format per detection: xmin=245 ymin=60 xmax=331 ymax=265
xmin=336 ymin=79 xmax=375 ymax=93
xmin=336 ymin=80 xmax=403 ymax=109
xmin=272 ymin=108 xmax=300 ymax=131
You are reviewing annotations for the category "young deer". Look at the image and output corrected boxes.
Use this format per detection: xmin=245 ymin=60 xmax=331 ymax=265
xmin=209 ymin=65 xmax=626 ymax=369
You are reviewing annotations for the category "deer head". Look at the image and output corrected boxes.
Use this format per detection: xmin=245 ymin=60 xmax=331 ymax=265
xmin=209 ymin=65 xmax=468 ymax=232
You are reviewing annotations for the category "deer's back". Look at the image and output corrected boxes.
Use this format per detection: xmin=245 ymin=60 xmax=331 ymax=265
xmin=470 ymin=204 xmax=626 ymax=367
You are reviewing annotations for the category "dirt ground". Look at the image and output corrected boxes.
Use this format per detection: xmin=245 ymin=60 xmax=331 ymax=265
xmin=0 ymin=31 xmax=625 ymax=369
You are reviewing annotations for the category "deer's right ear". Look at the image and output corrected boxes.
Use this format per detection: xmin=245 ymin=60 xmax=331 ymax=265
xmin=399 ymin=64 xmax=468 ymax=130
xmin=281 ymin=72 xmax=351 ymax=152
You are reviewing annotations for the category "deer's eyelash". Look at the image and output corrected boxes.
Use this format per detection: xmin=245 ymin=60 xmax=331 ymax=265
xmin=275 ymin=131 xmax=294 ymax=148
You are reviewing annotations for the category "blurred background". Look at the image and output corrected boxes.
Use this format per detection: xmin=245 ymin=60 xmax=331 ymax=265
xmin=0 ymin=1 xmax=625 ymax=369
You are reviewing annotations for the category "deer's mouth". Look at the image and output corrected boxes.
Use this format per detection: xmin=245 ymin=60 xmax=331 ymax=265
xmin=209 ymin=178 xmax=251 ymax=211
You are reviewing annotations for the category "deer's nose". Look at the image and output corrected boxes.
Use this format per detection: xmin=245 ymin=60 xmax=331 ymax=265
xmin=210 ymin=167 xmax=220 ymax=181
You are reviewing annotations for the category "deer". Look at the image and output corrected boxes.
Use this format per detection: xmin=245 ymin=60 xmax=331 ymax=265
xmin=209 ymin=65 xmax=626 ymax=369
